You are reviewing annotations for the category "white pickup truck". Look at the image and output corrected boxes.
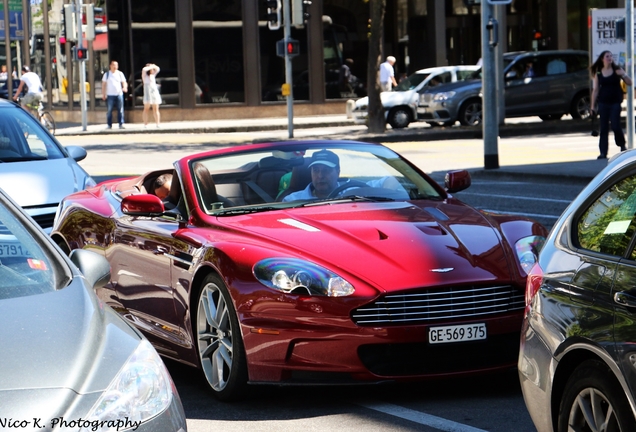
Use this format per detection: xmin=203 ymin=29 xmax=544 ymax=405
xmin=347 ymin=65 xmax=479 ymax=129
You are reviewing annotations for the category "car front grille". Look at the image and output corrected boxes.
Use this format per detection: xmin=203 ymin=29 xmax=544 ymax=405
xmin=29 ymin=212 xmax=56 ymax=230
xmin=358 ymin=333 xmax=520 ymax=376
xmin=351 ymin=284 xmax=524 ymax=326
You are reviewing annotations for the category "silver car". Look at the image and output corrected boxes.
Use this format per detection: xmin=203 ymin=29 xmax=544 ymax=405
xmin=348 ymin=65 xmax=479 ymax=128
xmin=0 ymin=187 xmax=187 ymax=431
xmin=0 ymin=100 xmax=95 ymax=232
xmin=418 ymin=50 xmax=591 ymax=126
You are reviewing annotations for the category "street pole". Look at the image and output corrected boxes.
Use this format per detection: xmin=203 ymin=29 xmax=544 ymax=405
xmin=283 ymin=0 xmax=293 ymax=138
xmin=75 ymin=0 xmax=87 ymax=131
xmin=481 ymin=0 xmax=499 ymax=169
xmin=627 ymin=1 xmax=634 ymax=149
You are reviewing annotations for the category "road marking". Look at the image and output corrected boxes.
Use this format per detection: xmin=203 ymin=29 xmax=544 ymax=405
xmin=461 ymin=192 xmax=572 ymax=204
xmin=358 ymin=402 xmax=488 ymax=432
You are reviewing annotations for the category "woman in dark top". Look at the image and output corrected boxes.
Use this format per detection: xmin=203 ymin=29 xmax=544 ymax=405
xmin=590 ymin=50 xmax=632 ymax=159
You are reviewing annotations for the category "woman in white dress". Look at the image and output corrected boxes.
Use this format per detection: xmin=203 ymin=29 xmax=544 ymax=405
xmin=142 ymin=63 xmax=161 ymax=127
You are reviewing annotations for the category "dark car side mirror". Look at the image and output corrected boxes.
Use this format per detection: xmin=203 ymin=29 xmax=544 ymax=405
xmin=69 ymin=249 xmax=111 ymax=289
xmin=121 ymin=194 xmax=165 ymax=216
xmin=445 ymin=170 xmax=471 ymax=193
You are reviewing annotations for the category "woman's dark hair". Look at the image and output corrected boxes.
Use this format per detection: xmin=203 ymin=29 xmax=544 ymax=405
xmin=590 ymin=50 xmax=620 ymax=75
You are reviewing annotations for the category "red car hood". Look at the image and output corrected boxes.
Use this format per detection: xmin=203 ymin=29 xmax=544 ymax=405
xmin=215 ymin=201 xmax=514 ymax=293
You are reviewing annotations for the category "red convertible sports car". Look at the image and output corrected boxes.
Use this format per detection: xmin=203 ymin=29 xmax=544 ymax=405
xmin=52 ymin=140 xmax=547 ymax=400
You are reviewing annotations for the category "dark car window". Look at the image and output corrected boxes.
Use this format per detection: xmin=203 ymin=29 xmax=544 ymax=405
xmin=567 ymin=54 xmax=590 ymax=73
xmin=395 ymin=72 xmax=430 ymax=91
xmin=0 ymin=203 xmax=60 ymax=299
xmin=0 ymin=108 xmax=65 ymax=161
xmin=577 ymin=175 xmax=636 ymax=257
xmin=457 ymin=69 xmax=476 ymax=80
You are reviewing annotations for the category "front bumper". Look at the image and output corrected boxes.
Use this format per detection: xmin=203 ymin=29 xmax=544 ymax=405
xmin=243 ymin=311 xmax=523 ymax=384
xmin=417 ymin=104 xmax=453 ymax=122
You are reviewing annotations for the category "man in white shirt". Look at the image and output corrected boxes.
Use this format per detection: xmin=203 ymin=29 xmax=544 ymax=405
xmin=13 ymin=66 xmax=43 ymax=116
xmin=379 ymin=56 xmax=397 ymax=92
xmin=101 ymin=60 xmax=128 ymax=129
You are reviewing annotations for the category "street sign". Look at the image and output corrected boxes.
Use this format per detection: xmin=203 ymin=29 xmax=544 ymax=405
xmin=0 ymin=11 xmax=24 ymax=40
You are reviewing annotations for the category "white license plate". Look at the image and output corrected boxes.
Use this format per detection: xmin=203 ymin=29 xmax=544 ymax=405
xmin=429 ymin=323 xmax=487 ymax=344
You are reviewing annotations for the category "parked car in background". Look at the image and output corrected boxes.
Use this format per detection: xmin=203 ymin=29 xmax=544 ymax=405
xmin=348 ymin=65 xmax=479 ymax=128
xmin=0 ymin=79 xmax=20 ymax=99
xmin=0 ymin=99 xmax=94 ymax=232
xmin=0 ymin=187 xmax=187 ymax=431
xmin=52 ymin=140 xmax=547 ymax=401
xmin=520 ymin=149 xmax=636 ymax=432
xmin=418 ymin=50 xmax=591 ymax=126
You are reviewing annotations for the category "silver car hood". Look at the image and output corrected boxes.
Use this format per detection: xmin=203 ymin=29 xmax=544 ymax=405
xmin=0 ymin=158 xmax=87 ymax=207
xmin=0 ymin=278 xmax=140 ymax=396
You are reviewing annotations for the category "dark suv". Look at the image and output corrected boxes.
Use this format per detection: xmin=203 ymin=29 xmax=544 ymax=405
xmin=520 ymin=150 xmax=636 ymax=431
xmin=418 ymin=50 xmax=591 ymax=126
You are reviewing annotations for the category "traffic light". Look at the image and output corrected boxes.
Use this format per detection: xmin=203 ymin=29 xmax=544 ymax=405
xmin=63 ymin=4 xmax=77 ymax=42
xmin=265 ymin=0 xmax=281 ymax=31
xmin=291 ymin=0 xmax=311 ymax=27
xmin=73 ymin=46 xmax=88 ymax=61
xmin=286 ymin=39 xmax=300 ymax=57
xmin=616 ymin=17 xmax=626 ymax=40
xmin=84 ymin=4 xmax=103 ymax=41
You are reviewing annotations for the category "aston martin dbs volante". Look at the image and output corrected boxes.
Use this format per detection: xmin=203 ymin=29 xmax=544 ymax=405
xmin=51 ymin=140 xmax=547 ymax=400
xmin=0 ymin=187 xmax=186 ymax=430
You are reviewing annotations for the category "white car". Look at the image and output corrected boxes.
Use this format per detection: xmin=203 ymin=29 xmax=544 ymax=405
xmin=0 ymin=100 xmax=95 ymax=232
xmin=348 ymin=65 xmax=480 ymax=129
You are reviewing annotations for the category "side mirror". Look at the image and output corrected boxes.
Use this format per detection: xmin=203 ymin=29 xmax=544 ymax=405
xmin=505 ymin=71 xmax=518 ymax=80
xmin=121 ymin=194 xmax=165 ymax=216
xmin=69 ymin=249 xmax=111 ymax=289
xmin=65 ymin=145 xmax=88 ymax=162
xmin=445 ymin=170 xmax=471 ymax=193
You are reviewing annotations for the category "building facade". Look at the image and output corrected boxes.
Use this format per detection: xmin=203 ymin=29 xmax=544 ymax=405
xmin=23 ymin=0 xmax=627 ymax=122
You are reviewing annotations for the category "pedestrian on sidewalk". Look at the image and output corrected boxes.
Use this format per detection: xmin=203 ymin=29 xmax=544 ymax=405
xmin=590 ymin=50 xmax=632 ymax=159
xmin=142 ymin=63 xmax=161 ymax=128
xmin=101 ymin=60 xmax=128 ymax=129
xmin=379 ymin=56 xmax=397 ymax=92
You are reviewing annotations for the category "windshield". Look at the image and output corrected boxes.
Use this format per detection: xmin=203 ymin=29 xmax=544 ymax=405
xmin=0 ymin=198 xmax=66 ymax=299
xmin=0 ymin=108 xmax=65 ymax=162
xmin=190 ymin=143 xmax=443 ymax=215
xmin=395 ymin=72 xmax=431 ymax=91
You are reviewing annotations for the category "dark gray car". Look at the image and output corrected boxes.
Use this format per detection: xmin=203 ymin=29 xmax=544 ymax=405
xmin=0 ymin=188 xmax=187 ymax=431
xmin=418 ymin=50 xmax=591 ymax=126
xmin=520 ymin=149 xmax=636 ymax=431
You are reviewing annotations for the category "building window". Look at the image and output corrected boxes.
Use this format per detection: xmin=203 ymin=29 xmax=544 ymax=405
xmin=193 ymin=0 xmax=244 ymax=104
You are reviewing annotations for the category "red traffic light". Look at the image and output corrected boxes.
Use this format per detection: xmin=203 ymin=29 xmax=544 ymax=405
xmin=73 ymin=47 xmax=88 ymax=61
xmin=286 ymin=40 xmax=300 ymax=56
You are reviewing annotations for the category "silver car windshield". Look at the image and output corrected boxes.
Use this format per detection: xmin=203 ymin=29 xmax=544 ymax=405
xmin=0 ymin=203 xmax=61 ymax=298
xmin=0 ymin=108 xmax=65 ymax=162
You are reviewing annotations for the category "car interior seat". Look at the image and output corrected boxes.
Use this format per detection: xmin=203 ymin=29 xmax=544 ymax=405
xmin=276 ymin=158 xmax=312 ymax=201
xmin=193 ymin=162 xmax=220 ymax=211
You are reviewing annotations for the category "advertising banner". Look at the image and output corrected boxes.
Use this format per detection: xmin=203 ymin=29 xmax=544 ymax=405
xmin=589 ymin=8 xmax=635 ymax=66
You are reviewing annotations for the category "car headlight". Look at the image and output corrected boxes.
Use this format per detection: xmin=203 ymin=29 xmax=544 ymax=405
xmin=253 ymin=257 xmax=355 ymax=297
xmin=515 ymin=235 xmax=545 ymax=276
xmin=79 ymin=339 xmax=173 ymax=431
xmin=432 ymin=91 xmax=456 ymax=101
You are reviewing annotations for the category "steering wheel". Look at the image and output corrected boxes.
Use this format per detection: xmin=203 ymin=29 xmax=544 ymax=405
xmin=327 ymin=180 xmax=369 ymax=198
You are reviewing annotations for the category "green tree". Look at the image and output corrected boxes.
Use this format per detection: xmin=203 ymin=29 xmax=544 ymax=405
xmin=366 ymin=0 xmax=386 ymax=134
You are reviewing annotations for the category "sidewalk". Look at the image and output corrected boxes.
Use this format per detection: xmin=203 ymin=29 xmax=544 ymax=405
xmin=56 ymin=114 xmax=611 ymax=182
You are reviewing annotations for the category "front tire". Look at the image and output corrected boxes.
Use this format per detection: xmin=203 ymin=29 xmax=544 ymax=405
xmin=570 ymin=92 xmax=591 ymax=120
xmin=41 ymin=112 xmax=55 ymax=135
xmin=195 ymin=273 xmax=247 ymax=401
xmin=458 ymin=99 xmax=482 ymax=126
xmin=558 ymin=360 xmax=633 ymax=432
xmin=387 ymin=107 xmax=411 ymax=129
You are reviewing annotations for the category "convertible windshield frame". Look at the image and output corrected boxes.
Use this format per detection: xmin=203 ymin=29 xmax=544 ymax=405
xmin=189 ymin=142 xmax=445 ymax=216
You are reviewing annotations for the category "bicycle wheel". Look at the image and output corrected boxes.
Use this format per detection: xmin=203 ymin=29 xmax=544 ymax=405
xmin=40 ymin=112 xmax=55 ymax=135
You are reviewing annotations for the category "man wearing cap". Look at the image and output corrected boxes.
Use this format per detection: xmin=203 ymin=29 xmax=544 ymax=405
xmin=282 ymin=149 xmax=396 ymax=202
